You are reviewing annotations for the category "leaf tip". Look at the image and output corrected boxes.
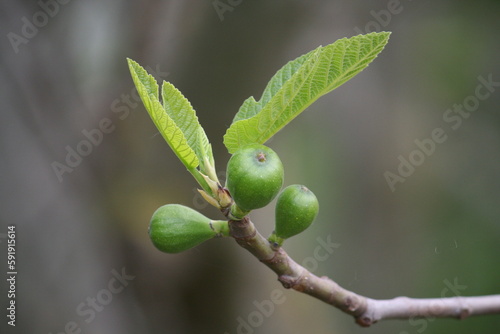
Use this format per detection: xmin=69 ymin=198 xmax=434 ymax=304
xmin=126 ymin=57 xmax=138 ymax=70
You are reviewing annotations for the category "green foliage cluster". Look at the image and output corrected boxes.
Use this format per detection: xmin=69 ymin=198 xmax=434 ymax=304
xmin=127 ymin=32 xmax=390 ymax=252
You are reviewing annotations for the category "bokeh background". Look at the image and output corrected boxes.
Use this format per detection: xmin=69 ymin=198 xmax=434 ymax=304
xmin=1 ymin=1 xmax=499 ymax=333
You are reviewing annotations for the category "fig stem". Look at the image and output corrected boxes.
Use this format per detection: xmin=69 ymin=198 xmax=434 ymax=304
xmin=224 ymin=214 xmax=500 ymax=326
xmin=267 ymin=232 xmax=284 ymax=249
xmin=211 ymin=220 xmax=230 ymax=237
xmin=228 ymin=203 xmax=249 ymax=220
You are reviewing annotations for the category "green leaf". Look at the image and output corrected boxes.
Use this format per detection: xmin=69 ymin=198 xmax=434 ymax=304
xmin=127 ymin=58 xmax=159 ymax=113
xmin=232 ymin=49 xmax=317 ymax=123
xmin=161 ymin=81 xmax=215 ymax=177
xmin=151 ymin=97 xmax=199 ymax=168
xmin=223 ymin=32 xmax=391 ymax=153
xmin=127 ymin=58 xmax=198 ymax=169
xmin=232 ymin=96 xmax=260 ymax=123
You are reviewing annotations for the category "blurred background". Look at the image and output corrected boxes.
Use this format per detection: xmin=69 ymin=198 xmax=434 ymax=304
xmin=1 ymin=0 xmax=499 ymax=333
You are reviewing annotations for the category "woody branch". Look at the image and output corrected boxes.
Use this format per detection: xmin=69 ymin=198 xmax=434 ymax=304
xmin=227 ymin=217 xmax=500 ymax=327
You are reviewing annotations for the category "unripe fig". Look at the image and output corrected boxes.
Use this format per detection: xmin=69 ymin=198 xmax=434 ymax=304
xmin=270 ymin=185 xmax=319 ymax=246
xmin=226 ymin=144 xmax=284 ymax=215
xmin=149 ymin=204 xmax=228 ymax=253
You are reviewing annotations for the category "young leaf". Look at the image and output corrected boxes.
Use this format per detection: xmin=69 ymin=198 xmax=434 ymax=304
xmin=127 ymin=58 xmax=159 ymax=112
xmin=127 ymin=58 xmax=198 ymax=169
xmin=232 ymin=48 xmax=318 ymax=123
xmin=161 ymin=81 xmax=215 ymax=179
xmin=223 ymin=32 xmax=391 ymax=154
xmin=150 ymin=96 xmax=200 ymax=169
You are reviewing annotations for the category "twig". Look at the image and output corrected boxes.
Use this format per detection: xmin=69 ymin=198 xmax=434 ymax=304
xmin=228 ymin=217 xmax=500 ymax=326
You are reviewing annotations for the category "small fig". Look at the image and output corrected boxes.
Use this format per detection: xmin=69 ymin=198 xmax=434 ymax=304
xmin=226 ymin=144 xmax=284 ymax=216
xmin=270 ymin=185 xmax=319 ymax=246
xmin=149 ymin=204 xmax=228 ymax=253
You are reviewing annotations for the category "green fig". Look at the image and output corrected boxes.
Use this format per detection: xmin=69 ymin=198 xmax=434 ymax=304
xmin=149 ymin=204 xmax=229 ymax=253
xmin=269 ymin=185 xmax=319 ymax=246
xmin=226 ymin=144 xmax=284 ymax=217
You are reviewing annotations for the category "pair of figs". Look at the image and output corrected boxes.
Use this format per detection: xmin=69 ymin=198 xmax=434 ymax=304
xmin=149 ymin=144 xmax=319 ymax=253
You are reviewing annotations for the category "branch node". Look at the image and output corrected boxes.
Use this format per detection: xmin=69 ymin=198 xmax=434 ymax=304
xmin=260 ymin=247 xmax=285 ymax=266
xmin=355 ymin=316 xmax=375 ymax=327
xmin=344 ymin=296 xmax=360 ymax=312
xmin=457 ymin=297 xmax=471 ymax=319
xmin=460 ymin=307 xmax=471 ymax=319
xmin=278 ymin=274 xmax=303 ymax=290
xmin=229 ymin=217 xmax=255 ymax=243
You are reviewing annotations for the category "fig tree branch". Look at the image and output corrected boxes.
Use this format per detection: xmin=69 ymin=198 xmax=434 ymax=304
xmin=227 ymin=217 xmax=500 ymax=327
